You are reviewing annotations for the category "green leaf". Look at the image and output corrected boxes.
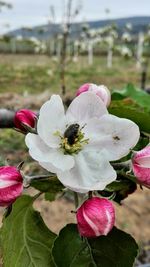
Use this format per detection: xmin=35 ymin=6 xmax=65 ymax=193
xmin=112 ymin=84 xmax=150 ymax=111
xmin=109 ymin=100 xmax=150 ymax=133
xmin=45 ymin=192 xmax=56 ymax=202
xmin=133 ymin=136 xmax=149 ymax=151
xmin=106 ymin=179 xmax=133 ymax=192
xmin=30 ymin=176 xmax=64 ymax=193
xmin=0 ymin=228 xmax=2 ymax=264
xmin=1 ymin=195 xmax=56 ymax=267
xmin=52 ymin=224 xmax=138 ymax=267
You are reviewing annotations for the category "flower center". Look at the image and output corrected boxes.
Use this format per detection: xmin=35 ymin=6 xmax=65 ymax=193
xmin=54 ymin=123 xmax=89 ymax=155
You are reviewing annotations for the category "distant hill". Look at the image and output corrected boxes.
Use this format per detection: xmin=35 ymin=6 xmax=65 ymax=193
xmin=8 ymin=16 xmax=150 ymax=40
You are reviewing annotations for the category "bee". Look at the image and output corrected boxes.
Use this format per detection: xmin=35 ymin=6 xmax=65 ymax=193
xmin=64 ymin=123 xmax=80 ymax=145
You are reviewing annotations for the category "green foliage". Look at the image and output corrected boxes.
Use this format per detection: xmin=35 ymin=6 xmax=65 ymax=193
xmin=52 ymin=224 xmax=138 ymax=267
xmin=106 ymin=179 xmax=135 ymax=192
xmin=30 ymin=176 xmax=64 ymax=193
xmin=30 ymin=175 xmax=64 ymax=202
xmin=134 ymin=136 xmax=149 ymax=151
xmin=109 ymin=100 xmax=150 ymax=133
xmin=108 ymin=179 xmax=137 ymax=204
xmin=45 ymin=192 xmax=57 ymax=202
xmin=112 ymin=84 xmax=150 ymax=111
xmin=110 ymin=84 xmax=150 ymax=134
xmin=1 ymin=195 xmax=56 ymax=267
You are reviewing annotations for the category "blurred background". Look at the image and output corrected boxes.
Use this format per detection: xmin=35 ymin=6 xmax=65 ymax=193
xmin=0 ymin=1 xmax=150 ymax=266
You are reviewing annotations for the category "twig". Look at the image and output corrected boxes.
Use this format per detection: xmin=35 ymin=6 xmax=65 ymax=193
xmin=73 ymin=192 xmax=79 ymax=209
xmin=0 ymin=109 xmax=15 ymax=128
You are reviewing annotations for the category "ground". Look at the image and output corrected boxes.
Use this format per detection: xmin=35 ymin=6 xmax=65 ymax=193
xmin=0 ymin=54 xmax=149 ymax=266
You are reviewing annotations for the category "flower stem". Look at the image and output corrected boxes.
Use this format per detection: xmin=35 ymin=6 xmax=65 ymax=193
xmin=124 ymin=172 xmax=137 ymax=183
xmin=88 ymin=191 xmax=93 ymax=199
xmin=28 ymin=174 xmax=56 ymax=180
xmin=32 ymin=192 xmax=43 ymax=201
xmin=112 ymin=160 xmax=131 ymax=171
xmin=73 ymin=192 xmax=79 ymax=209
xmin=4 ymin=204 xmax=12 ymax=218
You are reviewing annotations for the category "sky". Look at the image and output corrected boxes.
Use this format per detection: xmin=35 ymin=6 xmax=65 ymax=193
xmin=0 ymin=0 xmax=150 ymax=33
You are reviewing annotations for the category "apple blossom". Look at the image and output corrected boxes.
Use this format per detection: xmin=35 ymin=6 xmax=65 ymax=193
xmin=76 ymin=83 xmax=111 ymax=107
xmin=0 ymin=166 xmax=23 ymax=206
xmin=76 ymin=197 xmax=115 ymax=237
xmin=14 ymin=109 xmax=37 ymax=133
xmin=132 ymin=145 xmax=150 ymax=188
xmin=25 ymin=92 xmax=140 ymax=193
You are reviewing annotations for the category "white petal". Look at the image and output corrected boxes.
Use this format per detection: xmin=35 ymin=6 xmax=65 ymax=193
xmin=25 ymin=133 xmax=75 ymax=172
xmin=66 ymin=92 xmax=108 ymax=124
xmin=84 ymin=114 xmax=140 ymax=161
xmin=25 ymin=133 xmax=52 ymax=161
xmin=37 ymin=95 xmax=66 ymax=148
xmin=39 ymin=162 xmax=59 ymax=173
xmin=57 ymin=150 xmax=116 ymax=193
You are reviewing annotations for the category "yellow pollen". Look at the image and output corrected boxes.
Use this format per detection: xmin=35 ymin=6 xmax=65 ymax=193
xmin=53 ymin=129 xmax=89 ymax=155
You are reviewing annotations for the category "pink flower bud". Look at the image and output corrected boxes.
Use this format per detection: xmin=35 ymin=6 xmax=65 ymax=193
xmin=132 ymin=145 xmax=150 ymax=188
xmin=76 ymin=197 xmax=115 ymax=238
xmin=76 ymin=83 xmax=111 ymax=107
xmin=0 ymin=166 xmax=23 ymax=206
xmin=14 ymin=109 xmax=37 ymax=133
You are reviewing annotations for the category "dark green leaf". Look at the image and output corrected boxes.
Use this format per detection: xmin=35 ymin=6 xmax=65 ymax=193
xmin=133 ymin=136 xmax=149 ymax=151
xmin=52 ymin=224 xmax=138 ymax=267
xmin=111 ymin=92 xmax=125 ymax=100
xmin=30 ymin=176 xmax=64 ymax=193
xmin=112 ymin=84 xmax=150 ymax=111
xmin=52 ymin=224 xmax=94 ymax=267
xmin=1 ymin=195 xmax=56 ymax=267
xmin=109 ymin=100 xmax=150 ymax=133
xmin=106 ymin=180 xmax=133 ymax=191
xmin=45 ymin=192 xmax=56 ymax=202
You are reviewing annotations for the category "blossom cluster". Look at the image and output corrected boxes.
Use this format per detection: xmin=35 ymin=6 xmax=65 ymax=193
xmin=25 ymin=84 xmax=140 ymax=193
xmin=0 ymin=83 xmax=149 ymax=238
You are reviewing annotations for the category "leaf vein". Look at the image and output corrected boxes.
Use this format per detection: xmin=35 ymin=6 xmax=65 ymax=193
xmin=26 ymin=236 xmax=50 ymax=252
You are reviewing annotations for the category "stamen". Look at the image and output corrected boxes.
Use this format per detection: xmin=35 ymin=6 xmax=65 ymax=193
xmin=54 ymin=126 xmax=89 ymax=155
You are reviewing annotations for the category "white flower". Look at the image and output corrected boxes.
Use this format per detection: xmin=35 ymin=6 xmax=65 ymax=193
xmin=25 ymin=92 xmax=140 ymax=193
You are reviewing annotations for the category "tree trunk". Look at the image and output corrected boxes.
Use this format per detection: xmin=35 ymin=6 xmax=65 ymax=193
xmin=60 ymin=32 xmax=68 ymax=96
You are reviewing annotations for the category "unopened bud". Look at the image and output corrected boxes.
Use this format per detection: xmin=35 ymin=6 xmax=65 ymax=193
xmin=132 ymin=145 xmax=150 ymax=188
xmin=14 ymin=109 xmax=37 ymax=134
xmin=76 ymin=83 xmax=111 ymax=107
xmin=0 ymin=166 xmax=23 ymax=206
xmin=76 ymin=197 xmax=115 ymax=238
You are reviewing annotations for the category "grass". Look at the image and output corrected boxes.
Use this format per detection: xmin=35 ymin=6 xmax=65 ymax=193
xmin=0 ymin=129 xmax=28 ymax=164
xmin=0 ymin=54 xmax=150 ymax=95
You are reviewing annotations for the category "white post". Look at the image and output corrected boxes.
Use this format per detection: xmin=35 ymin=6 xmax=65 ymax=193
xmin=136 ymin=32 xmax=144 ymax=69
xmin=50 ymin=38 xmax=55 ymax=56
xmin=88 ymin=39 xmax=93 ymax=65
xmin=107 ymin=47 xmax=112 ymax=68
xmin=56 ymin=40 xmax=61 ymax=59
xmin=107 ymin=36 xmax=113 ymax=68
xmin=73 ymin=41 xmax=79 ymax=62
